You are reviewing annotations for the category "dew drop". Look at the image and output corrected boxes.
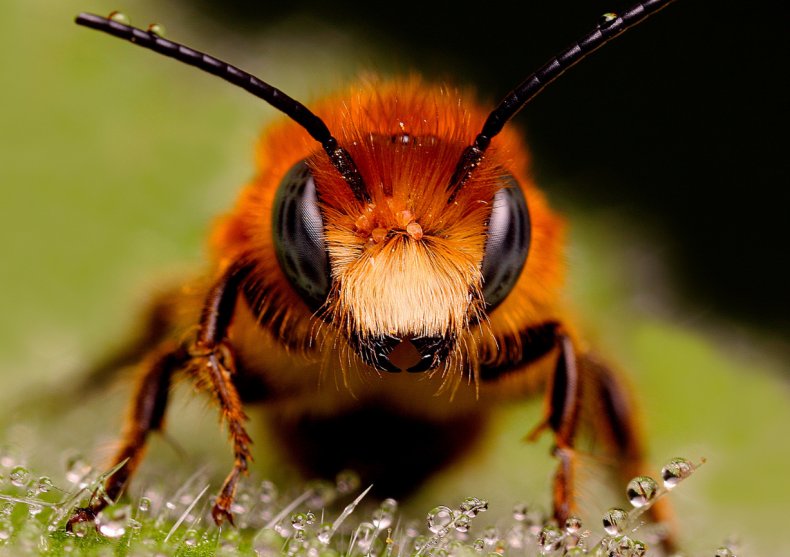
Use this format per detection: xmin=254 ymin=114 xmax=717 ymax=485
xmin=512 ymin=502 xmax=529 ymax=521
xmin=183 ymin=528 xmax=198 ymax=546
xmin=335 ymin=470 xmax=360 ymax=494
xmin=602 ymin=508 xmax=629 ymax=536
xmin=538 ymin=525 xmax=563 ymax=554
xmin=10 ymin=465 xmax=29 ymax=487
xmin=128 ymin=518 xmax=141 ymax=536
xmin=69 ymin=518 xmax=94 ymax=538
xmin=27 ymin=503 xmax=43 ymax=517
xmin=426 ymin=505 xmax=454 ymax=534
xmin=454 ymin=514 xmax=471 ymax=533
xmin=64 ymin=455 xmax=91 ymax=487
xmin=565 ymin=515 xmax=583 ymax=534
xmin=610 ymin=535 xmax=635 ymax=556
xmin=600 ymin=12 xmax=618 ymax=26
xmin=291 ymin=512 xmax=307 ymax=530
xmin=108 ymin=11 xmax=130 ymax=25
xmin=35 ymin=476 xmax=53 ymax=494
xmin=306 ymin=479 xmax=335 ymax=507
xmin=371 ymin=508 xmax=393 ymax=530
xmin=633 ymin=540 xmax=647 ymax=556
xmin=661 ymin=457 xmax=694 ymax=489
xmin=259 ymin=480 xmax=278 ymax=504
xmin=98 ymin=519 xmax=126 ymax=539
xmin=355 ymin=522 xmax=376 ymax=551
xmin=380 ymin=497 xmax=398 ymax=514
xmin=460 ymin=496 xmax=487 ymax=517
xmin=137 ymin=496 xmax=151 ymax=514
xmin=317 ymin=523 xmax=333 ymax=545
xmin=482 ymin=526 xmax=498 ymax=545
xmin=714 ymin=548 xmax=735 ymax=557
xmin=147 ymin=23 xmax=166 ymax=37
xmin=472 ymin=538 xmax=485 ymax=552
xmin=626 ymin=476 xmax=658 ymax=508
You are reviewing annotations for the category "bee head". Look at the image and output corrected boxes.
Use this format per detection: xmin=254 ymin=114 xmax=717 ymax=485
xmin=270 ymin=81 xmax=530 ymax=373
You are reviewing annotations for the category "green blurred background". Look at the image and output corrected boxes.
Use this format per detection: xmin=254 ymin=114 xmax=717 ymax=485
xmin=1 ymin=0 xmax=787 ymax=554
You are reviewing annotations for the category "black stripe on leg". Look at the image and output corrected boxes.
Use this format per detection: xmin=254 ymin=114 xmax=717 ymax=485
xmin=479 ymin=321 xmax=560 ymax=382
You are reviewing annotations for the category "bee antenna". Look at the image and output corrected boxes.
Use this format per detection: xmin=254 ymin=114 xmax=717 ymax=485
xmin=74 ymin=12 xmax=371 ymax=204
xmin=448 ymin=0 xmax=677 ymax=200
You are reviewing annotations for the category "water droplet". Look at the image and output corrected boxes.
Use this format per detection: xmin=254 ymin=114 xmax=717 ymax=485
xmin=426 ymin=505 xmax=454 ymax=534
xmin=147 ymin=23 xmax=166 ymax=37
xmin=538 ymin=525 xmax=563 ymax=553
xmin=335 ymin=470 xmax=360 ymax=494
xmin=183 ymin=529 xmax=199 ymax=546
xmin=98 ymin=518 xmax=126 ymax=538
xmin=317 ymin=523 xmax=333 ymax=545
xmin=512 ymin=502 xmax=529 ymax=521
xmin=661 ymin=457 xmax=694 ymax=489
xmin=565 ymin=516 xmax=583 ymax=534
xmin=454 ymin=515 xmax=471 ymax=533
xmin=626 ymin=476 xmax=658 ymax=508
xmin=472 ymin=538 xmax=485 ymax=552
xmin=610 ymin=535 xmax=636 ymax=557
xmin=380 ymin=497 xmax=398 ymax=514
xmin=291 ymin=512 xmax=307 ymax=530
xmin=355 ymin=522 xmax=376 ymax=551
xmin=35 ymin=476 xmax=53 ymax=494
xmin=259 ymin=480 xmax=278 ymax=503
xmin=69 ymin=518 xmax=94 ymax=538
xmin=371 ymin=508 xmax=393 ymax=530
xmin=482 ymin=526 xmax=498 ymax=545
xmin=600 ymin=12 xmax=618 ymax=26
xmin=138 ymin=497 xmax=151 ymax=514
xmin=128 ymin=519 xmax=141 ymax=535
xmin=108 ymin=11 xmax=130 ymax=25
xmin=306 ymin=479 xmax=335 ymax=507
xmin=633 ymin=540 xmax=647 ymax=556
xmin=602 ymin=508 xmax=629 ymax=536
xmin=460 ymin=496 xmax=487 ymax=517
xmin=10 ymin=465 xmax=29 ymax=487
xmin=27 ymin=503 xmax=43 ymax=517
xmin=64 ymin=455 xmax=91 ymax=487
xmin=714 ymin=548 xmax=735 ymax=557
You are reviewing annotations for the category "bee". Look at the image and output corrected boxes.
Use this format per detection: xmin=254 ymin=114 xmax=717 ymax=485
xmin=68 ymin=0 xmax=678 ymax=537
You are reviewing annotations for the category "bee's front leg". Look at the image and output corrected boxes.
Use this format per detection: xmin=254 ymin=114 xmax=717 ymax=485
xmin=186 ymin=259 xmax=255 ymax=526
xmin=66 ymin=341 xmax=188 ymax=532
xmin=525 ymin=334 xmax=581 ymax=524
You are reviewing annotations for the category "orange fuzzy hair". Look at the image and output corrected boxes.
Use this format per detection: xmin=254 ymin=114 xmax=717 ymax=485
xmin=211 ymin=76 xmax=566 ymax=385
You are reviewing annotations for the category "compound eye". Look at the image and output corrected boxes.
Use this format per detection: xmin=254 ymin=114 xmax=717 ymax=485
xmin=273 ymin=160 xmax=330 ymax=310
xmin=480 ymin=175 xmax=531 ymax=310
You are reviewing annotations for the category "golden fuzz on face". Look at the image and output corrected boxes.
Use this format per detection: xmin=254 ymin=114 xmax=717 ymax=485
xmin=328 ymin=232 xmax=484 ymax=340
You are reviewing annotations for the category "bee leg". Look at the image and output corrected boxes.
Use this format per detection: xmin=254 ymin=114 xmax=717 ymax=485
xmin=588 ymin=357 xmax=677 ymax=551
xmin=187 ymin=261 xmax=254 ymax=526
xmin=526 ymin=334 xmax=581 ymax=524
xmin=66 ymin=341 xmax=187 ymax=532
